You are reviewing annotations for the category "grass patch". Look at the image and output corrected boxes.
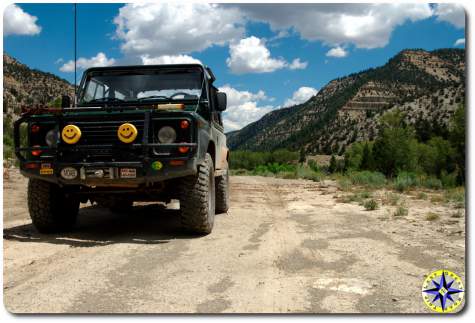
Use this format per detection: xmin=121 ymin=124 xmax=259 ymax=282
xmin=337 ymin=177 xmax=352 ymax=191
xmin=425 ymin=212 xmax=440 ymax=221
xmin=363 ymin=199 xmax=379 ymax=211
xmin=295 ymin=166 xmax=324 ymax=182
xmin=430 ymin=194 xmax=444 ymax=203
xmin=393 ymin=172 xmax=419 ymax=192
xmin=393 ymin=206 xmax=409 ymax=217
xmin=444 ymin=187 xmax=465 ymax=208
xmin=382 ymin=192 xmax=401 ymax=206
xmin=347 ymin=171 xmax=387 ymax=188
xmin=416 ymin=192 xmax=428 ymax=200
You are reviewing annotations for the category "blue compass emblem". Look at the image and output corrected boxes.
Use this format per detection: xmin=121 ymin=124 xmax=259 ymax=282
xmin=422 ymin=269 xmax=464 ymax=313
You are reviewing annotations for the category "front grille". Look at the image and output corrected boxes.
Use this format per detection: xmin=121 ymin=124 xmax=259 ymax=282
xmin=59 ymin=117 xmax=146 ymax=162
xmin=75 ymin=119 xmax=145 ymax=145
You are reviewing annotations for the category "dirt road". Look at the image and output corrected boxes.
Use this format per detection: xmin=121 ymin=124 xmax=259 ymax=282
xmin=3 ymin=170 xmax=465 ymax=313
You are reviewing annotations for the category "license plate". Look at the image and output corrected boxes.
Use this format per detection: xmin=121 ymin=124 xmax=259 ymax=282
xmin=40 ymin=168 xmax=53 ymax=175
xmin=120 ymin=168 xmax=136 ymax=179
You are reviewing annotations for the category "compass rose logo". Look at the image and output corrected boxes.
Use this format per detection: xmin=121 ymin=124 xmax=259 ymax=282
xmin=422 ymin=269 xmax=464 ymax=313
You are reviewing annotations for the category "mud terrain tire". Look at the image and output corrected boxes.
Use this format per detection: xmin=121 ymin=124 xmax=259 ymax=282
xmin=27 ymin=179 xmax=79 ymax=233
xmin=215 ymin=168 xmax=230 ymax=213
xmin=179 ymin=153 xmax=215 ymax=234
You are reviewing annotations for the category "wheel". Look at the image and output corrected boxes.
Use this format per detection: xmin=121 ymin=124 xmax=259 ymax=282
xmin=179 ymin=153 xmax=215 ymax=234
xmin=27 ymin=179 xmax=79 ymax=233
xmin=215 ymin=168 xmax=230 ymax=213
xmin=109 ymin=199 xmax=133 ymax=214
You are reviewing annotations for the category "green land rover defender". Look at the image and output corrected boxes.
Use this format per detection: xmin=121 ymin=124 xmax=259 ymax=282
xmin=14 ymin=64 xmax=230 ymax=234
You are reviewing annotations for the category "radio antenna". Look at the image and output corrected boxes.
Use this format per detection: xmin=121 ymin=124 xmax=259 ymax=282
xmin=74 ymin=3 xmax=77 ymax=106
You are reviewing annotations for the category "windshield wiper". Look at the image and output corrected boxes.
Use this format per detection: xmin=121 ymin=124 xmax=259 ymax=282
xmin=137 ymin=95 xmax=170 ymax=102
xmin=86 ymin=98 xmax=125 ymax=104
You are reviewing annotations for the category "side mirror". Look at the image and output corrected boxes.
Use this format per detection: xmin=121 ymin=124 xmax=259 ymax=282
xmin=216 ymin=92 xmax=227 ymax=111
xmin=61 ymin=95 xmax=71 ymax=108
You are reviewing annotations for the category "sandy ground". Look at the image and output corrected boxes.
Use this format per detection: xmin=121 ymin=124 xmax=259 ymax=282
xmin=3 ymin=170 xmax=465 ymax=313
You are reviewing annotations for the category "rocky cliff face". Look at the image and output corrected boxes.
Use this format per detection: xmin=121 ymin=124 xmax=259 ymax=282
xmin=3 ymin=53 xmax=74 ymax=117
xmin=227 ymin=48 xmax=465 ymax=154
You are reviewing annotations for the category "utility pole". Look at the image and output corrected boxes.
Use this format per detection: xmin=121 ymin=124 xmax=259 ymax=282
xmin=74 ymin=3 xmax=77 ymax=106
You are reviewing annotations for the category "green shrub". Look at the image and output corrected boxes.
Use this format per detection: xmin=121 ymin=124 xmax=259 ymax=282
xmin=296 ymin=166 xmax=323 ymax=182
xmin=338 ymin=177 xmax=352 ymax=191
xmin=383 ymin=192 xmax=401 ymax=205
xmin=307 ymin=159 xmax=320 ymax=172
xmin=416 ymin=192 xmax=428 ymax=200
xmin=394 ymin=171 xmax=419 ymax=192
xmin=230 ymin=149 xmax=298 ymax=170
xmin=364 ymin=199 xmax=379 ymax=211
xmin=347 ymin=171 xmax=387 ymax=188
xmin=440 ymin=171 xmax=458 ymax=188
xmin=425 ymin=212 xmax=440 ymax=221
xmin=393 ymin=206 xmax=409 ymax=217
xmin=422 ymin=176 xmax=443 ymax=190
xmin=444 ymin=187 xmax=465 ymax=208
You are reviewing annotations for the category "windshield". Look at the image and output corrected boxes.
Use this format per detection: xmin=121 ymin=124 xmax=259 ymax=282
xmin=79 ymin=67 xmax=204 ymax=105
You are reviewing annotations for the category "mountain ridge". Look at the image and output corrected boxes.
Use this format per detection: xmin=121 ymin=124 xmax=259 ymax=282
xmin=3 ymin=53 xmax=74 ymax=117
xmin=227 ymin=48 xmax=465 ymax=154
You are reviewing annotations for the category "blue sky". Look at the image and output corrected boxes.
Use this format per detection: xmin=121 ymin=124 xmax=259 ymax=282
xmin=3 ymin=3 xmax=466 ymax=131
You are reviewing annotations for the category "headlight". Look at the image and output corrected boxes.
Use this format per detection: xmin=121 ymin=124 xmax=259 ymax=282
xmin=45 ymin=129 xmax=59 ymax=147
xmin=158 ymin=126 xmax=176 ymax=143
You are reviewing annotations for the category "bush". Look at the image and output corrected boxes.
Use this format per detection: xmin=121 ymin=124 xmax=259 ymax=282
xmin=347 ymin=171 xmax=387 ymax=188
xmin=230 ymin=150 xmax=298 ymax=170
xmin=363 ymin=199 xmax=379 ymax=211
xmin=445 ymin=187 xmax=465 ymax=208
xmin=394 ymin=171 xmax=419 ymax=192
xmin=421 ymin=176 xmax=443 ymax=190
xmin=393 ymin=206 xmax=409 ymax=217
xmin=337 ymin=177 xmax=352 ymax=191
xmin=440 ymin=171 xmax=457 ymax=188
xmin=425 ymin=212 xmax=440 ymax=221
xmin=382 ymin=192 xmax=401 ymax=205
xmin=307 ymin=159 xmax=320 ymax=172
xmin=296 ymin=166 xmax=323 ymax=182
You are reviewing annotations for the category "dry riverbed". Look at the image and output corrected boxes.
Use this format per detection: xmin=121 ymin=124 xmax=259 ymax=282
xmin=3 ymin=170 xmax=465 ymax=313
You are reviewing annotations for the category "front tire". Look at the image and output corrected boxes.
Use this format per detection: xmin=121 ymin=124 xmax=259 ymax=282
xmin=179 ymin=153 xmax=215 ymax=234
xmin=27 ymin=179 xmax=79 ymax=233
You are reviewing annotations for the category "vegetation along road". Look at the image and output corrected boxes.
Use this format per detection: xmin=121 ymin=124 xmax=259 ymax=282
xmin=3 ymin=170 xmax=465 ymax=313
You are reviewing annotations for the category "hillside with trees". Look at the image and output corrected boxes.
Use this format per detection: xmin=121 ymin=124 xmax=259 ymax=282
xmin=227 ymin=48 xmax=465 ymax=155
xmin=3 ymin=53 xmax=74 ymax=160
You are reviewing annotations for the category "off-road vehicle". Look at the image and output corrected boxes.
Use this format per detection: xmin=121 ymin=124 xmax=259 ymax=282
xmin=14 ymin=64 xmax=230 ymax=234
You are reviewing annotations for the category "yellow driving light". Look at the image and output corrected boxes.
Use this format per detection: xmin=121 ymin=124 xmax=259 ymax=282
xmin=61 ymin=125 xmax=82 ymax=144
xmin=117 ymin=123 xmax=138 ymax=143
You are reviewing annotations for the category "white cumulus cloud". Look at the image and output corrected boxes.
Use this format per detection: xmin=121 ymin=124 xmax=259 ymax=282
xmin=454 ymin=38 xmax=465 ymax=47
xmin=114 ymin=3 xmax=245 ymax=60
xmin=226 ymin=36 xmax=306 ymax=74
xmin=60 ymin=52 xmax=116 ymax=72
xmin=219 ymin=85 xmax=273 ymax=131
xmin=3 ymin=4 xmax=41 ymax=36
xmin=237 ymin=3 xmax=433 ymax=49
xmin=288 ymin=58 xmax=308 ymax=70
xmin=283 ymin=86 xmax=318 ymax=107
xmin=326 ymin=46 xmax=348 ymax=58
xmin=434 ymin=3 xmax=465 ymax=29
xmin=141 ymin=54 xmax=201 ymax=65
